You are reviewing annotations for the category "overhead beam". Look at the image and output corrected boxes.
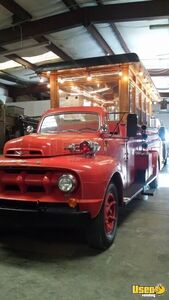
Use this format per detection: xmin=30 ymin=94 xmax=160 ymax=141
xmin=36 ymin=53 xmax=139 ymax=73
xmin=95 ymin=0 xmax=130 ymax=53
xmin=63 ymin=0 xmax=114 ymax=55
xmin=0 ymin=46 xmax=6 ymax=53
xmin=160 ymin=92 xmax=169 ymax=98
xmin=0 ymin=0 xmax=32 ymax=23
xmin=87 ymin=24 xmax=114 ymax=55
xmin=6 ymin=54 xmax=36 ymax=70
xmin=149 ymin=69 xmax=169 ymax=76
xmin=34 ymin=36 xmax=72 ymax=61
xmin=1 ymin=2 xmax=169 ymax=46
xmin=110 ymin=23 xmax=130 ymax=53
xmin=62 ymin=0 xmax=79 ymax=10
xmin=95 ymin=0 xmax=103 ymax=5
xmin=0 ymin=71 xmax=29 ymax=86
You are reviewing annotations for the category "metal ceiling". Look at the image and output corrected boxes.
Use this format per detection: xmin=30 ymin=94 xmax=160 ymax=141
xmin=0 ymin=0 xmax=169 ymax=97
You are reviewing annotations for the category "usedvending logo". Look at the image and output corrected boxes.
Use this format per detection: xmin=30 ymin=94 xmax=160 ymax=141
xmin=132 ymin=284 xmax=167 ymax=298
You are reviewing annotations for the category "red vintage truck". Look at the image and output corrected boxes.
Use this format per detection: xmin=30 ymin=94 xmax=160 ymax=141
xmin=0 ymin=105 xmax=163 ymax=249
xmin=0 ymin=54 xmax=165 ymax=249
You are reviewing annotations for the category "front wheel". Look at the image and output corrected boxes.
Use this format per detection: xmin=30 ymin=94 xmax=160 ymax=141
xmin=86 ymin=183 xmax=118 ymax=250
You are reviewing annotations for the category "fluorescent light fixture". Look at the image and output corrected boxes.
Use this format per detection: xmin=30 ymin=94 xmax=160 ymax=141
xmin=0 ymin=60 xmax=20 ymax=70
xmin=0 ymin=51 xmax=59 ymax=70
xmin=23 ymin=51 xmax=59 ymax=64
xmin=149 ymin=24 xmax=169 ymax=30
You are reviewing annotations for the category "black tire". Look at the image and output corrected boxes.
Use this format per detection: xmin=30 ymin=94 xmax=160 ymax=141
xmin=86 ymin=183 xmax=118 ymax=250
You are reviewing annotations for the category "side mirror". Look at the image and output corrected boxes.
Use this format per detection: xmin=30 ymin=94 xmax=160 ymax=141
xmin=141 ymin=125 xmax=147 ymax=131
xmin=127 ymin=114 xmax=137 ymax=137
xmin=26 ymin=125 xmax=34 ymax=134
xmin=100 ymin=124 xmax=108 ymax=132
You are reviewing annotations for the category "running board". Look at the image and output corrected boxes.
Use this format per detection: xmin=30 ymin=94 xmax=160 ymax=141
xmin=123 ymin=182 xmax=155 ymax=205
xmin=123 ymin=184 xmax=144 ymax=204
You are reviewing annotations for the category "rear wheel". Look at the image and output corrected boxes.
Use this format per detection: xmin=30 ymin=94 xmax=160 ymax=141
xmin=86 ymin=183 xmax=118 ymax=250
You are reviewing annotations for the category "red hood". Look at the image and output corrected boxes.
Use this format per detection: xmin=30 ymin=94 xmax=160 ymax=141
xmin=4 ymin=133 xmax=101 ymax=158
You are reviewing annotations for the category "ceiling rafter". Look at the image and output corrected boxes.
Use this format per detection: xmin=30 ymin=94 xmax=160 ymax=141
xmin=110 ymin=23 xmax=130 ymax=53
xmin=62 ymin=0 xmax=79 ymax=10
xmin=0 ymin=70 xmax=29 ymax=86
xmin=87 ymin=24 xmax=114 ymax=55
xmin=95 ymin=0 xmax=103 ymax=5
xmin=160 ymin=92 xmax=169 ymax=98
xmin=63 ymin=0 xmax=114 ymax=55
xmin=0 ymin=1 xmax=168 ymax=46
xmin=0 ymin=0 xmax=32 ymax=24
xmin=36 ymin=53 xmax=139 ymax=73
xmin=149 ymin=69 xmax=169 ymax=76
xmin=6 ymin=54 xmax=36 ymax=70
xmin=95 ymin=0 xmax=130 ymax=53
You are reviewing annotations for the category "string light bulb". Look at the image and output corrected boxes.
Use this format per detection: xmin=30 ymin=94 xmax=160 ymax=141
xmin=40 ymin=77 xmax=44 ymax=83
xmin=58 ymin=78 xmax=64 ymax=84
xmin=123 ymin=75 xmax=128 ymax=81
xmin=87 ymin=74 xmax=92 ymax=81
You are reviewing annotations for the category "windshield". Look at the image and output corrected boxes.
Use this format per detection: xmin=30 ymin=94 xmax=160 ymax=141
xmin=40 ymin=112 xmax=100 ymax=133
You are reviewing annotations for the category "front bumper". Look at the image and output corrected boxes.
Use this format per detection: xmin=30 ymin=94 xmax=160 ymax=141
xmin=0 ymin=199 xmax=88 ymax=215
xmin=0 ymin=200 xmax=91 ymax=227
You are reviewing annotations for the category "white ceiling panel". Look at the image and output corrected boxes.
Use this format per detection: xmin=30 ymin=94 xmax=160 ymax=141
xmin=0 ymin=61 xmax=20 ymax=70
xmin=76 ymin=0 xmax=97 ymax=7
xmin=151 ymin=77 xmax=169 ymax=90
xmin=4 ymin=39 xmax=40 ymax=51
xmin=24 ymin=51 xmax=60 ymax=64
xmin=15 ymin=0 xmax=68 ymax=19
xmin=0 ymin=56 xmax=9 ymax=63
xmin=6 ymin=67 xmax=40 ymax=83
xmin=115 ymin=19 xmax=169 ymax=68
xmin=0 ymin=5 xmax=12 ymax=30
xmin=49 ymin=26 xmax=105 ymax=58
xmin=0 ymin=79 xmax=16 ymax=86
xmin=3 ymin=39 xmax=52 ymax=57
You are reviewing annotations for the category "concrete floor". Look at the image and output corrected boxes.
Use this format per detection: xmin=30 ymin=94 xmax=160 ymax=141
xmin=0 ymin=166 xmax=169 ymax=300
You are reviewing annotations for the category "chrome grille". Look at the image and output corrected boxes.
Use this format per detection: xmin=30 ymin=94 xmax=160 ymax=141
xmin=6 ymin=149 xmax=42 ymax=157
xmin=0 ymin=168 xmax=62 ymax=194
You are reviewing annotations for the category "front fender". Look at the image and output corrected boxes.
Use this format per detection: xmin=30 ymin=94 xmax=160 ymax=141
xmin=0 ymin=154 xmax=123 ymax=218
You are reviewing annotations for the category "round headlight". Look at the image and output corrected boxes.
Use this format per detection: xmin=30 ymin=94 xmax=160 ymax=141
xmin=58 ymin=174 xmax=77 ymax=192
